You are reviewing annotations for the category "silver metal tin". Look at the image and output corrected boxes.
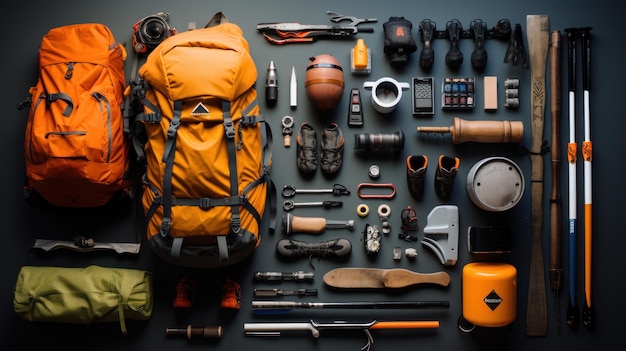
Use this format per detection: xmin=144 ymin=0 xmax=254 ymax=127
xmin=466 ymin=157 xmax=524 ymax=212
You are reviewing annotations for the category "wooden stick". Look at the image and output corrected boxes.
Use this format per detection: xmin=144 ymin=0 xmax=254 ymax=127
xmin=549 ymin=30 xmax=563 ymax=324
xmin=526 ymin=14 xmax=550 ymax=337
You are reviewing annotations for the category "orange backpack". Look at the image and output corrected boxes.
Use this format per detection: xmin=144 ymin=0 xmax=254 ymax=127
xmin=20 ymin=23 xmax=131 ymax=208
xmin=130 ymin=13 xmax=274 ymax=268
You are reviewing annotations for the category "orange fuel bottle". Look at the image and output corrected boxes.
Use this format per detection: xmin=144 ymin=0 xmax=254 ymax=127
xmin=351 ymin=38 xmax=371 ymax=74
xmin=460 ymin=262 xmax=517 ymax=331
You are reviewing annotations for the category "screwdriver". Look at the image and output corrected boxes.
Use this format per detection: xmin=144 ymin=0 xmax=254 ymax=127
xmin=254 ymin=271 xmax=314 ymax=281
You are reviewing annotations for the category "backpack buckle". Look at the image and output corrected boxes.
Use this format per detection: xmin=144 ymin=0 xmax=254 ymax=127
xmin=241 ymin=116 xmax=256 ymax=126
xmin=224 ymin=121 xmax=235 ymax=138
xmin=144 ymin=113 xmax=160 ymax=123
xmin=231 ymin=214 xmax=241 ymax=234
xmin=199 ymin=197 xmax=212 ymax=208
xmin=131 ymin=79 xmax=146 ymax=99
xmin=160 ymin=217 xmax=172 ymax=237
xmin=167 ymin=119 xmax=181 ymax=137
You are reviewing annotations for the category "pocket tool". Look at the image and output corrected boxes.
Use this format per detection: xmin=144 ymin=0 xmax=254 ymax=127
xmin=282 ymin=183 xmax=350 ymax=198
xmin=257 ymin=11 xmax=376 ymax=44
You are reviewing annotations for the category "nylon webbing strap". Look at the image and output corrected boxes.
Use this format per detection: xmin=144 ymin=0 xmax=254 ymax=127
xmin=171 ymin=237 xmax=183 ymax=261
xmin=217 ymin=235 xmax=229 ymax=262
xmin=93 ymin=92 xmax=113 ymax=162
xmin=160 ymin=100 xmax=183 ymax=237
xmin=131 ymin=79 xmax=160 ymax=162
xmin=223 ymin=100 xmax=241 ymax=233
xmin=47 ymin=92 xmax=73 ymax=116
xmin=132 ymin=79 xmax=161 ymax=123
xmin=259 ymin=111 xmax=277 ymax=233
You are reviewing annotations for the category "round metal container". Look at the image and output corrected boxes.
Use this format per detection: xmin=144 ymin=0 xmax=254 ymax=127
xmin=466 ymin=156 xmax=524 ymax=212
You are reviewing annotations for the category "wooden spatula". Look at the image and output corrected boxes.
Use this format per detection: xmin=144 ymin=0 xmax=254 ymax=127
xmin=323 ymin=267 xmax=450 ymax=289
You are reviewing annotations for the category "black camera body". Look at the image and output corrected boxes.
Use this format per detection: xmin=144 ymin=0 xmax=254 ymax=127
xmin=383 ymin=17 xmax=417 ymax=67
xmin=132 ymin=12 xmax=177 ymax=55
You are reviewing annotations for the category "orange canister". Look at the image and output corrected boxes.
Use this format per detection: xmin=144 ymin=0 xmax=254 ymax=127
xmin=462 ymin=262 xmax=517 ymax=328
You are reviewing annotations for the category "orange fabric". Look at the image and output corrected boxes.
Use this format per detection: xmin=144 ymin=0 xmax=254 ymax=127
xmin=24 ymin=23 xmax=130 ymax=207
xmin=137 ymin=21 xmax=268 ymax=252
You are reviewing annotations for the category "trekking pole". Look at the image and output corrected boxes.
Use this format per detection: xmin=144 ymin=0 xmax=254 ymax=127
xmin=564 ymin=27 xmax=579 ymax=329
xmin=579 ymin=26 xmax=594 ymax=330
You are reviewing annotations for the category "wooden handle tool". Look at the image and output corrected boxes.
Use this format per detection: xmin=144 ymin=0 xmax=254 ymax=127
xmin=323 ymin=268 xmax=450 ymax=289
xmin=417 ymin=117 xmax=524 ymax=144
xmin=283 ymin=213 xmax=354 ymax=234
xmin=526 ymin=14 xmax=550 ymax=337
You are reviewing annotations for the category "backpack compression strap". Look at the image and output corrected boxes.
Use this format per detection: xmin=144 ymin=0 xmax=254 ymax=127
xmin=129 ymin=78 xmax=161 ymax=162
xmin=156 ymin=100 xmax=243 ymax=262
xmin=159 ymin=100 xmax=183 ymax=237
xmin=45 ymin=92 xmax=74 ymax=116
xmin=220 ymin=100 xmax=240 ymax=261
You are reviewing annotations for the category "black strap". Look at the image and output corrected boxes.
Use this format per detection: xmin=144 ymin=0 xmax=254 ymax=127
xmin=129 ymin=78 xmax=161 ymax=162
xmin=221 ymin=100 xmax=238 ymax=262
xmin=171 ymin=237 xmax=183 ymax=262
xmin=159 ymin=100 xmax=183 ymax=237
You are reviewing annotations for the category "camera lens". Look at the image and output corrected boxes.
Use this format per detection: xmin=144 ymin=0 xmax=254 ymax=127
xmin=139 ymin=16 xmax=169 ymax=48
xmin=354 ymin=130 xmax=404 ymax=152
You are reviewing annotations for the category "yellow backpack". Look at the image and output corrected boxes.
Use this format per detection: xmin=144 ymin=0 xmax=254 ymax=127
xmin=130 ymin=13 xmax=274 ymax=267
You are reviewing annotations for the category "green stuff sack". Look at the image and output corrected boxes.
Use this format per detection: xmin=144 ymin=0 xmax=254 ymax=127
xmin=13 ymin=265 xmax=153 ymax=334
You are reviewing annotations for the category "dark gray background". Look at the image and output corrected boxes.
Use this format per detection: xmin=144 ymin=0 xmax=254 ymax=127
xmin=3 ymin=0 xmax=623 ymax=350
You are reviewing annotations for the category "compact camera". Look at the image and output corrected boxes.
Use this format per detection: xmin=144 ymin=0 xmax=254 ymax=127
xmin=132 ymin=12 xmax=177 ymax=54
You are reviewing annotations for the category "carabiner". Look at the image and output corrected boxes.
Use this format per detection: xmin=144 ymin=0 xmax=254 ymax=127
xmin=356 ymin=183 xmax=397 ymax=199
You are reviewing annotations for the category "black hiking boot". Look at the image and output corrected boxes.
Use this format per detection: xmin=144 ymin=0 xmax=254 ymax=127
xmin=434 ymin=154 xmax=460 ymax=198
xmin=296 ymin=123 xmax=318 ymax=174
xmin=406 ymin=155 xmax=428 ymax=199
xmin=320 ymin=122 xmax=344 ymax=175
